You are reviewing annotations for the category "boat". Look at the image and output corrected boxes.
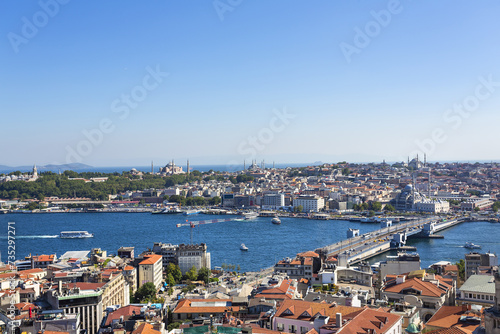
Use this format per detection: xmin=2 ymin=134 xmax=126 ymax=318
xmin=242 ymin=212 xmax=259 ymax=220
xmin=271 ymin=217 xmax=281 ymax=225
xmin=152 ymin=207 xmax=182 ymax=214
xmin=60 ymin=231 xmax=94 ymax=238
xmin=183 ymin=209 xmax=201 ymax=216
xmin=464 ymin=242 xmax=481 ymax=249
xmin=240 ymin=243 xmax=248 ymax=251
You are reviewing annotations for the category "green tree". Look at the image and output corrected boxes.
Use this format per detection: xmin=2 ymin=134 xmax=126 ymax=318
xmin=455 ymin=259 xmax=465 ymax=281
xmin=167 ymin=273 xmax=176 ymax=288
xmin=166 ymin=263 xmax=182 ymax=283
xmin=197 ymin=267 xmax=211 ymax=284
xmin=134 ymin=282 xmax=157 ymax=302
xmin=370 ymin=202 xmax=382 ymax=211
xmin=185 ymin=266 xmax=198 ymax=281
xmin=493 ymin=201 xmax=500 ymax=212
xmin=384 ymin=204 xmax=395 ymax=212
xmin=342 ymin=167 xmax=350 ymax=175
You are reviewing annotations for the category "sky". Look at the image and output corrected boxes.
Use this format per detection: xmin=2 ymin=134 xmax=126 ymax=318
xmin=2 ymin=1 xmax=500 ymax=167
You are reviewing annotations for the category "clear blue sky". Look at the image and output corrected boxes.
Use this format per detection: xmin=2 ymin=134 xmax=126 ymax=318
xmin=2 ymin=0 xmax=500 ymax=167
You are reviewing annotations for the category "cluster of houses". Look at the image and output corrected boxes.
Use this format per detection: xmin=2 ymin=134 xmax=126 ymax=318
xmin=2 ymin=239 xmax=500 ymax=334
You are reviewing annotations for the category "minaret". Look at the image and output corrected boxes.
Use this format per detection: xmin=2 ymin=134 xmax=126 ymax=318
xmin=424 ymin=153 xmax=427 ymax=167
xmin=33 ymin=164 xmax=38 ymax=178
xmin=151 ymin=161 xmax=154 ymax=174
xmin=243 ymin=160 xmax=246 ymax=171
xmin=187 ymin=159 xmax=190 ymax=177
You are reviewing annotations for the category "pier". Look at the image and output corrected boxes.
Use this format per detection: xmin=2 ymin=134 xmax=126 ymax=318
xmin=316 ymin=216 xmax=467 ymax=265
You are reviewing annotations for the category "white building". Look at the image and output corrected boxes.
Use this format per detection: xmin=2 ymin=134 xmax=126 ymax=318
xmin=262 ymin=193 xmax=285 ymax=209
xmin=293 ymin=195 xmax=325 ymax=212
xmin=416 ymin=200 xmax=450 ymax=213
xmin=138 ymin=254 xmax=163 ymax=289
xmin=178 ymin=243 xmax=211 ymax=274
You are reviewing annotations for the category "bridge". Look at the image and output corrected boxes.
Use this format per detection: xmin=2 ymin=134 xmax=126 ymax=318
xmin=315 ymin=216 xmax=467 ymax=265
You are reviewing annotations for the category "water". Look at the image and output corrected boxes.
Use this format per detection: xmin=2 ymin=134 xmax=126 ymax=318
xmin=0 ymin=214 xmax=498 ymax=271
xmin=0 ymin=163 xmax=308 ymax=174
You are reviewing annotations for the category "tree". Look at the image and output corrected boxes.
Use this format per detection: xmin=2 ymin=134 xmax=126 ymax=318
xmin=455 ymin=259 xmax=465 ymax=281
xmin=384 ymin=204 xmax=395 ymax=212
xmin=197 ymin=267 xmax=211 ymax=284
xmin=166 ymin=263 xmax=182 ymax=283
xmin=134 ymin=282 xmax=157 ymax=302
xmin=493 ymin=201 xmax=500 ymax=212
xmin=185 ymin=266 xmax=198 ymax=281
xmin=167 ymin=273 xmax=176 ymax=288
xmin=342 ymin=167 xmax=350 ymax=175
xmin=370 ymin=202 xmax=382 ymax=211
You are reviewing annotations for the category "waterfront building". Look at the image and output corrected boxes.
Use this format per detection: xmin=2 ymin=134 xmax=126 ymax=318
xmin=138 ymin=254 xmax=163 ymax=289
xmin=415 ymin=200 xmax=450 ymax=213
xmin=274 ymin=251 xmax=321 ymax=281
xmin=293 ymin=195 xmax=324 ymax=212
xmin=461 ymin=197 xmax=494 ymax=211
xmin=262 ymin=193 xmax=285 ymax=210
xmin=178 ymin=243 xmax=211 ymax=274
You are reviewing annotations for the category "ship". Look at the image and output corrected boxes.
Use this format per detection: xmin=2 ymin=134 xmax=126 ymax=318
xmin=271 ymin=217 xmax=281 ymax=225
xmin=242 ymin=212 xmax=259 ymax=220
xmin=152 ymin=207 xmax=182 ymax=214
xmin=464 ymin=242 xmax=481 ymax=249
xmin=240 ymin=243 xmax=248 ymax=251
xmin=183 ymin=209 xmax=201 ymax=216
xmin=60 ymin=231 xmax=94 ymax=238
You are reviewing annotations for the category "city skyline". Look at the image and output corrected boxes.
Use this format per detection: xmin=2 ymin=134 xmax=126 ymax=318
xmin=2 ymin=1 xmax=500 ymax=166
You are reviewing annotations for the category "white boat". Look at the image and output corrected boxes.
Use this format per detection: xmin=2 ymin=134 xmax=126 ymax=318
xmin=464 ymin=242 xmax=481 ymax=249
xmin=271 ymin=217 xmax=281 ymax=225
xmin=152 ymin=207 xmax=182 ymax=214
xmin=240 ymin=243 xmax=248 ymax=251
xmin=60 ymin=231 xmax=94 ymax=238
xmin=242 ymin=212 xmax=259 ymax=220
xmin=183 ymin=209 xmax=201 ymax=216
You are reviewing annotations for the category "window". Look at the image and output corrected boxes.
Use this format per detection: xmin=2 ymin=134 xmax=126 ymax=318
xmin=300 ymin=327 xmax=309 ymax=334
xmin=289 ymin=325 xmax=296 ymax=333
xmin=277 ymin=323 xmax=284 ymax=331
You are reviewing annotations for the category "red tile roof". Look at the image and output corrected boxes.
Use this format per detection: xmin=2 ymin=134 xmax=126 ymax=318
xmin=173 ymin=299 xmax=239 ymax=314
xmin=338 ymin=308 xmax=401 ymax=334
xmin=105 ymin=305 xmax=143 ymax=326
xmin=131 ymin=323 xmax=161 ymax=334
xmin=139 ymin=254 xmax=162 ymax=266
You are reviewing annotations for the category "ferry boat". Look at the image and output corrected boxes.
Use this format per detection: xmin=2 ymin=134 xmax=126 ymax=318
xmin=271 ymin=217 xmax=281 ymax=225
xmin=60 ymin=231 xmax=94 ymax=239
xmin=152 ymin=207 xmax=182 ymax=214
xmin=183 ymin=209 xmax=201 ymax=216
xmin=464 ymin=242 xmax=481 ymax=249
xmin=242 ymin=212 xmax=259 ymax=220
xmin=240 ymin=243 xmax=249 ymax=251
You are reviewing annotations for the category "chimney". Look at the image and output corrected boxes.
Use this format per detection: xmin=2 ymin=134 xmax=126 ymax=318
xmin=396 ymin=275 xmax=405 ymax=284
xmin=336 ymin=313 xmax=342 ymax=328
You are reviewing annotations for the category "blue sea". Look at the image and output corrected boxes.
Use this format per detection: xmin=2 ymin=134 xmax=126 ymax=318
xmin=1 ymin=214 xmax=498 ymax=272
xmin=0 ymin=163 xmax=308 ymax=174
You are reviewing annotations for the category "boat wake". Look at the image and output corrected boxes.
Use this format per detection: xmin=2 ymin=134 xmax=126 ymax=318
xmin=0 ymin=235 xmax=59 ymax=239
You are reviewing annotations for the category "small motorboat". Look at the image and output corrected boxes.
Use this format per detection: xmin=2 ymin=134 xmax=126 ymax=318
xmin=464 ymin=242 xmax=481 ymax=249
xmin=240 ymin=243 xmax=248 ymax=251
xmin=271 ymin=217 xmax=281 ymax=225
